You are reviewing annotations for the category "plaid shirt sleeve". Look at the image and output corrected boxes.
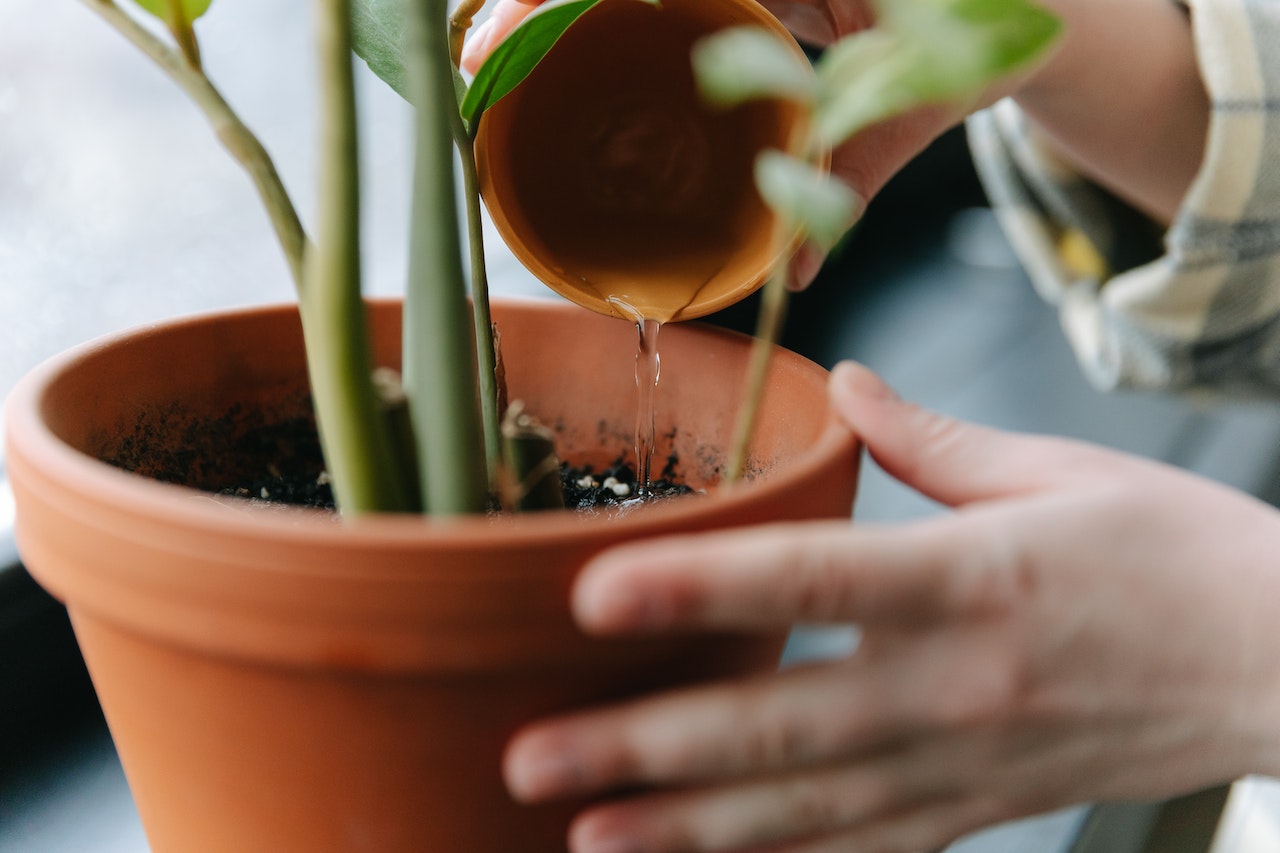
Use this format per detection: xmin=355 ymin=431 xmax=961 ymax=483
xmin=966 ymin=0 xmax=1280 ymax=398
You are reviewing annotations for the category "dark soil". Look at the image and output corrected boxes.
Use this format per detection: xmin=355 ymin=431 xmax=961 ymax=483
xmin=204 ymin=418 xmax=694 ymax=512
xmin=221 ymin=457 xmax=693 ymax=513
xmin=220 ymin=463 xmax=336 ymax=509
xmin=103 ymin=402 xmax=697 ymax=513
xmin=558 ymin=457 xmax=694 ymax=511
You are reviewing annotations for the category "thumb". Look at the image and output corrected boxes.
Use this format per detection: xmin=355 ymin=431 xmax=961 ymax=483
xmin=829 ymin=362 xmax=1096 ymax=507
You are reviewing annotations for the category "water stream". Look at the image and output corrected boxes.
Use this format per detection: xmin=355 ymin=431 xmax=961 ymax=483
xmin=608 ymin=297 xmax=661 ymax=498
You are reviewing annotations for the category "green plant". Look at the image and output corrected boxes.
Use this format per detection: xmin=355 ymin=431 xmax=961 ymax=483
xmin=691 ymin=0 xmax=1061 ymax=479
xmin=81 ymin=0 xmax=628 ymax=517
xmin=79 ymin=0 xmax=1058 ymax=519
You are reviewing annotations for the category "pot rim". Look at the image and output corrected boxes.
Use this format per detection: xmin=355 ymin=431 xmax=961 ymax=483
xmin=5 ymin=296 xmax=856 ymax=567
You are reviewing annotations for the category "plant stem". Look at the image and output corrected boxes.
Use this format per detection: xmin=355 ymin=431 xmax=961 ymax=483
xmin=403 ymin=0 xmax=489 ymax=516
xmin=165 ymin=12 xmax=203 ymax=70
xmin=725 ymin=223 xmax=792 ymax=483
xmin=448 ymin=0 xmax=488 ymax=68
xmin=444 ymin=0 xmax=502 ymax=489
xmin=456 ymin=121 xmax=503 ymax=488
xmin=302 ymin=0 xmax=414 ymax=515
xmin=80 ymin=0 xmax=307 ymax=292
xmin=726 ymin=121 xmax=820 ymax=483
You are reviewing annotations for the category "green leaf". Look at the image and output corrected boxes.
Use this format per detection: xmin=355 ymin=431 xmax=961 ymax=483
xmin=814 ymin=0 xmax=1060 ymax=146
xmin=754 ymin=150 xmax=860 ymax=251
xmin=812 ymin=31 xmax=915 ymax=146
xmin=692 ymin=26 xmax=817 ymax=108
xmin=132 ymin=0 xmax=213 ymax=23
xmin=461 ymin=0 xmax=656 ymax=126
xmin=352 ymin=0 xmax=410 ymax=100
xmin=880 ymin=0 xmax=1061 ymax=82
xmin=452 ymin=63 xmax=469 ymax=111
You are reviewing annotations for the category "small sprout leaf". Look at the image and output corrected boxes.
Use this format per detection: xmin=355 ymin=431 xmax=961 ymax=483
xmin=813 ymin=31 xmax=915 ymax=147
xmin=754 ymin=151 xmax=859 ymax=251
xmin=452 ymin=63 xmax=469 ymax=111
xmin=692 ymin=26 xmax=817 ymax=108
xmin=878 ymin=0 xmax=1062 ymax=83
xmin=131 ymin=0 xmax=211 ymax=66
xmin=816 ymin=0 xmax=1061 ymax=146
xmin=132 ymin=0 xmax=213 ymax=23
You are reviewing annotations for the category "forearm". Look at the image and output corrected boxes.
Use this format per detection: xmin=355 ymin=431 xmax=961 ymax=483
xmin=1013 ymin=0 xmax=1208 ymax=225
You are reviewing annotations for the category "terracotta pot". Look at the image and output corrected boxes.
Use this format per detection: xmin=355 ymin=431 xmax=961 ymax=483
xmin=476 ymin=0 xmax=813 ymax=323
xmin=4 ymin=298 xmax=859 ymax=852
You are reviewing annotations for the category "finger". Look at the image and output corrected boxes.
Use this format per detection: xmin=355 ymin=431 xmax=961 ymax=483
xmin=504 ymin=662 xmax=870 ymax=803
xmin=572 ymin=516 xmax=1009 ymax=634
xmin=506 ymin=636 xmax=1019 ymax=804
xmin=788 ymin=241 xmax=827 ymax=292
xmin=757 ymin=0 xmax=875 ymax=47
xmin=826 ymin=106 xmax=957 ymax=201
xmin=565 ymin=757 xmax=953 ymax=853
xmin=460 ymin=0 xmax=544 ymax=73
xmin=796 ymin=792 xmax=1010 ymax=853
xmin=828 ymin=361 xmax=1138 ymax=507
xmin=757 ymin=0 xmax=839 ymax=46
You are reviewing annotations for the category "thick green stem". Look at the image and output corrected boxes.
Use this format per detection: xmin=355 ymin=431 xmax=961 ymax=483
xmin=456 ymin=122 xmax=503 ymax=487
xmin=302 ymin=0 xmax=414 ymax=516
xmin=403 ymin=0 xmax=489 ymax=516
xmin=80 ymin=0 xmax=307 ymax=292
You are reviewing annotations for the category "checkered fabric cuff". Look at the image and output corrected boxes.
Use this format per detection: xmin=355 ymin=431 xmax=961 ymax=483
xmin=968 ymin=0 xmax=1280 ymax=397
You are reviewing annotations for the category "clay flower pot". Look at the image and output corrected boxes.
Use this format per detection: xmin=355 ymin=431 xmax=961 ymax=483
xmin=4 ymin=297 xmax=859 ymax=852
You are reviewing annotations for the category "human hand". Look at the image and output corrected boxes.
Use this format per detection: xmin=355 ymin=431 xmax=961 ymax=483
xmin=754 ymin=0 xmax=871 ymax=48
xmin=460 ymin=0 xmax=544 ymax=74
xmin=460 ymin=0 xmax=871 ymax=72
xmin=461 ymin=0 xmax=935 ymax=290
xmin=503 ymin=361 xmax=1280 ymax=853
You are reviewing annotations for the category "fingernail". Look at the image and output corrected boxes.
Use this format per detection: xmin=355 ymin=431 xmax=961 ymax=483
xmin=788 ymin=242 xmax=824 ymax=291
xmin=831 ymin=361 xmax=896 ymax=402
xmin=506 ymin=741 xmax=582 ymax=802
xmin=574 ymin=562 xmax=671 ymax=633
xmin=850 ymin=189 xmax=868 ymax=223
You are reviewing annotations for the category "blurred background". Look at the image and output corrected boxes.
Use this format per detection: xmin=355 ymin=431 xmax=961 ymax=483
xmin=4 ymin=1 xmax=1280 ymax=851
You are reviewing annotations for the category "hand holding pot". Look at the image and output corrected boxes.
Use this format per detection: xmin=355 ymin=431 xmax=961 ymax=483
xmin=470 ymin=0 xmax=814 ymax=321
xmin=502 ymin=362 xmax=1280 ymax=853
xmin=464 ymin=0 xmax=1208 ymax=288
xmin=459 ymin=0 xmax=874 ymax=75
xmin=462 ymin=0 xmax=887 ymax=292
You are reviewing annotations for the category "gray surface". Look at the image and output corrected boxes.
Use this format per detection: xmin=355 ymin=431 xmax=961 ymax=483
xmin=1 ymin=726 xmax=143 ymax=853
xmin=3 ymin=1 xmax=1278 ymax=851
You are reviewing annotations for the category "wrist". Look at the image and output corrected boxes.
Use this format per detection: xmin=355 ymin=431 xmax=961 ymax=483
xmin=1009 ymin=0 xmax=1207 ymax=223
